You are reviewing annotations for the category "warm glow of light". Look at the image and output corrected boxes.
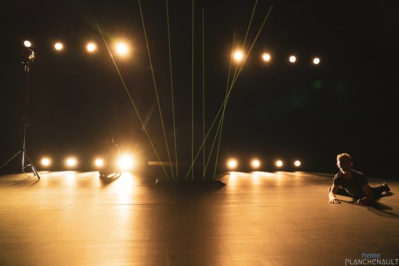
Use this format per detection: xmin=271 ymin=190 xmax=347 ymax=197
xmin=313 ymin=57 xmax=320 ymax=64
xmin=233 ymin=50 xmax=244 ymax=62
xmin=66 ymin=157 xmax=77 ymax=167
xmin=86 ymin=43 xmax=97 ymax=52
xmin=262 ymin=53 xmax=271 ymax=62
xmin=275 ymin=160 xmax=283 ymax=167
xmin=227 ymin=159 xmax=238 ymax=169
xmin=289 ymin=55 xmax=296 ymax=63
xmin=54 ymin=42 xmax=64 ymax=51
xmin=115 ymin=42 xmax=129 ymax=56
xmin=294 ymin=160 xmax=301 ymax=167
xmin=24 ymin=40 xmax=32 ymax=48
xmin=251 ymin=159 xmax=261 ymax=168
xmin=41 ymin=158 xmax=51 ymax=167
xmin=95 ymin=158 xmax=104 ymax=167
xmin=118 ymin=155 xmax=135 ymax=170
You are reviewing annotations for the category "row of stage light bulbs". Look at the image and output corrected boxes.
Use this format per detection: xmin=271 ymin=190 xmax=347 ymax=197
xmin=227 ymin=158 xmax=302 ymax=170
xmin=39 ymin=155 xmax=136 ymax=170
xmin=23 ymin=40 xmax=321 ymax=64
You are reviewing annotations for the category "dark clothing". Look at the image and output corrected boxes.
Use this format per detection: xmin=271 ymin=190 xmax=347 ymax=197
xmin=333 ymin=169 xmax=387 ymax=200
xmin=100 ymin=142 xmax=120 ymax=175
xmin=105 ymin=143 xmax=119 ymax=163
xmin=333 ymin=169 xmax=368 ymax=198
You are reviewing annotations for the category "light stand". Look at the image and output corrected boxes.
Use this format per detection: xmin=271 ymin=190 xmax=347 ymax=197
xmin=0 ymin=48 xmax=40 ymax=179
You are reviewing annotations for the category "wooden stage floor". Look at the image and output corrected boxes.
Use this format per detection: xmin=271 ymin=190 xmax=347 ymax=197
xmin=0 ymin=170 xmax=398 ymax=265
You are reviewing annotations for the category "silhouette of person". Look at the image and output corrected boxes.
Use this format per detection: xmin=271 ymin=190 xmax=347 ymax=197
xmin=100 ymin=137 xmax=120 ymax=176
xmin=329 ymin=153 xmax=390 ymax=205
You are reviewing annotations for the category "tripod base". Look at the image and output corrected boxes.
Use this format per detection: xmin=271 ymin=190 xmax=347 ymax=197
xmin=1 ymin=150 xmax=40 ymax=179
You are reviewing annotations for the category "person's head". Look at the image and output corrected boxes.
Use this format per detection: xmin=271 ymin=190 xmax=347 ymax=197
xmin=336 ymin=153 xmax=352 ymax=173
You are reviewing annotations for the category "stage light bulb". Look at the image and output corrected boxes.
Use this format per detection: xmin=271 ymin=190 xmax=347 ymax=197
xmin=227 ymin=159 xmax=238 ymax=169
xmin=116 ymin=42 xmax=128 ymax=55
xmin=87 ymin=43 xmax=96 ymax=52
xmin=262 ymin=53 xmax=271 ymax=62
xmin=233 ymin=51 xmax=244 ymax=62
xmin=251 ymin=159 xmax=261 ymax=168
xmin=95 ymin=158 xmax=104 ymax=167
xmin=313 ymin=57 xmax=320 ymax=64
xmin=41 ymin=158 xmax=51 ymax=166
xmin=24 ymin=40 xmax=32 ymax=48
xmin=289 ymin=55 xmax=296 ymax=63
xmin=294 ymin=160 xmax=301 ymax=167
xmin=275 ymin=160 xmax=283 ymax=167
xmin=118 ymin=155 xmax=135 ymax=170
xmin=54 ymin=42 xmax=64 ymax=51
xmin=66 ymin=158 xmax=77 ymax=167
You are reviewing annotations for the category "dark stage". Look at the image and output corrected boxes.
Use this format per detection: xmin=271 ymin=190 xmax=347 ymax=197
xmin=0 ymin=170 xmax=398 ymax=265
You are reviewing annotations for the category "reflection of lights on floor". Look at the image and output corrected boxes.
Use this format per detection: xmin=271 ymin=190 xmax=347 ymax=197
xmin=227 ymin=172 xmax=238 ymax=188
xmin=252 ymin=172 xmax=261 ymax=185
xmin=64 ymin=171 xmax=78 ymax=187
xmin=107 ymin=172 xmax=138 ymax=204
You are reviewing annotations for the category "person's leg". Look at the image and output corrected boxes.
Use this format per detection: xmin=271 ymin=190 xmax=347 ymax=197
xmin=371 ymin=183 xmax=390 ymax=199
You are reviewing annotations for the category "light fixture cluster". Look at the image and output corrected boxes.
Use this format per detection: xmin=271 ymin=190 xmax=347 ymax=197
xmin=232 ymin=50 xmax=321 ymax=65
xmin=23 ymin=40 xmax=131 ymax=56
xmin=39 ymin=154 xmax=137 ymax=171
xmin=226 ymin=158 xmax=302 ymax=171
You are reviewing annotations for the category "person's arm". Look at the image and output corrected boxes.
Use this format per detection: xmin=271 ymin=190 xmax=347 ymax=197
xmin=356 ymin=184 xmax=374 ymax=205
xmin=329 ymin=184 xmax=341 ymax=204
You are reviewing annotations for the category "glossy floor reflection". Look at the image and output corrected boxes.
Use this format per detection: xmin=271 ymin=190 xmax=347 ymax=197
xmin=0 ymin=171 xmax=398 ymax=265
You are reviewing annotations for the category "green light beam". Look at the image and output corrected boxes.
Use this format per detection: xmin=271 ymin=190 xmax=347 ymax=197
xmin=138 ymin=0 xmax=175 ymax=178
xmin=185 ymin=4 xmax=274 ymax=178
xmin=191 ymin=0 xmax=195 ymax=179
xmin=97 ymin=24 xmax=169 ymax=178
xmin=166 ymin=0 xmax=179 ymax=178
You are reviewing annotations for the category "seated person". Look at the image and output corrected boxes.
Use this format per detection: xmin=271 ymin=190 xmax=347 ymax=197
xmin=329 ymin=153 xmax=390 ymax=205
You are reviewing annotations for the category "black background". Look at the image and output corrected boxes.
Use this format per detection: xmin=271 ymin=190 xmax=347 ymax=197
xmin=1 ymin=0 xmax=398 ymax=177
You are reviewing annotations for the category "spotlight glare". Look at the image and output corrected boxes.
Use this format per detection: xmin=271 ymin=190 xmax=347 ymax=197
xmin=294 ymin=160 xmax=301 ymax=167
xmin=87 ymin=43 xmax=97 ymax=52
xmin=275 ymin=160 xmax=283 ymax=167
xmin=233 ymin=50 xmax=244 ymax=62
xmin=54 ymin=42 xmax=64 ymax=51
xmin=227 ymin=159 xmax=238 ymax=169
xmin=262 ymin=53 xmax=271 ymax=62
xmin=95 ymin=158 xmax=104 ymax=167
xmin=251 ymin=159 xmax=261 ymax=169
xmin=24 ymin=40 xmax=32 ymax=48
xmin=289 ymin=55 xmax=296 ymax=63
xmin=115 ymin=42 xmax=129 ymax=56
xmin=313 ymin=57 xmax=320 ymax=64
xmin=41 ymin=157 xmax=51 ymax=167
xmin=66 ymin=157 xmax=77 ymax=167
xmin=118 ymin=155 xmax=135 ymax=170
